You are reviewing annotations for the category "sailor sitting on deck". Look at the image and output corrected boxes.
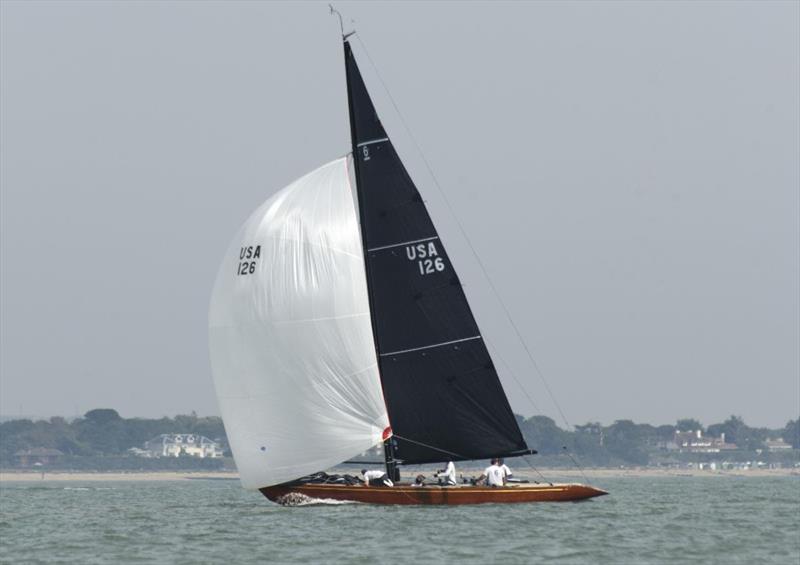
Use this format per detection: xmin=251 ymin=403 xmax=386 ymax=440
xmin=361 ymin=468 xmax=394 ymax=487
xmin=434 ymin=461 xmax=457 ymax=486
xmin=411 ymin=474 xmax=426 ymax=487
xmin=476 ymin=458 xmax=506 ymax=487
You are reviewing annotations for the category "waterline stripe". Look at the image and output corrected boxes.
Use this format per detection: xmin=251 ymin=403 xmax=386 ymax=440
xmin=356 ymin=137 xmax=389 ymax=148
xmin=380 ymin=336 xmax=481 ymax=357
xmin=368 ymin=236 xmax=439 ymax=253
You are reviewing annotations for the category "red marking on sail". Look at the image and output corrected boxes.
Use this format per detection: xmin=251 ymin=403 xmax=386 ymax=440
xmin=382 ymin=426 xmax=393 ymax=441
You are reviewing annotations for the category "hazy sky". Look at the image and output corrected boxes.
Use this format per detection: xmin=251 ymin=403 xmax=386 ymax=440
xmin=1 ymin=1 xmax=798 ymax=428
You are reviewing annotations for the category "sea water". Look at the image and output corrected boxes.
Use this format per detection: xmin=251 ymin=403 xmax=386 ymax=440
xmin=1 ymin=475 xmax=798 ymax=564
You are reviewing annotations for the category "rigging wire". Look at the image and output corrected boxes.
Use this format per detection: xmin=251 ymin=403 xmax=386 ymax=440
xmin=521 ymin=455 xmax=553 ymax=486
xmin=352 ymin=35 xmax=580 ymax=441
xmin=563 ymin=446 xmax=590 ymax=485
xmin=483 ymin=336 xmax=543 ymax=416
xmin=480 ymin=347 xmax=591 ymax=484
xmin=391 ymin=434 xmax=467 ymax=461
xmin=485 ymin=341 xmax=590 ymax=484
xmin=393 ymin=434 xmax=555 ymax=489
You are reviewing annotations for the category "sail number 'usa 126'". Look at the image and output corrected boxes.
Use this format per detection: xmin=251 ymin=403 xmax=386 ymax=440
xmin=406 ymin=241 xmax=445 ymax=276
xmin=237 ymin=245 xmax=261 ymax=276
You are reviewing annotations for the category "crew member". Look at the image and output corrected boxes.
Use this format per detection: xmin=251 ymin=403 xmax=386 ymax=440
xmin=361 ymin=468 xmax=393 ymax=487
xmin=476 ymin=458 xmax=506 ymax=487
xmin=434 ymin=461 xmax=457 ymax=486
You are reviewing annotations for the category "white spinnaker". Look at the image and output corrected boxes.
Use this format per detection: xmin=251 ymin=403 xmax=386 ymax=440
xmin=209 ymin=157 xmax=389 ymax=489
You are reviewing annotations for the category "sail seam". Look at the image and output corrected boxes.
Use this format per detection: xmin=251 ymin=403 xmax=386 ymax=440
xmin=380 ymin=336 xmax=481 ymax=357
xmin=367 ymin=236 xmax=439 ymax=252
xmin=356 ymin=137 xmax=389 ymax=147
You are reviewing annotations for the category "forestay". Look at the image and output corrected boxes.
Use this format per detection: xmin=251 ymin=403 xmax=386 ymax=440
xmin=209 ymin=158 xmax=390 ymax=489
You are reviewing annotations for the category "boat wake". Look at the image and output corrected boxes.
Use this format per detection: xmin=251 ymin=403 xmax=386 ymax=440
xmin=274 ymin=492 xmax=359 ymax=507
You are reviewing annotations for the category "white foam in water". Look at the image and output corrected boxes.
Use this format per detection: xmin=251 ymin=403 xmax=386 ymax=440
xmin=274 ymin=492 xmax=359 ymax=507
xmin=61 ymin=487 xmax=115 ymax=491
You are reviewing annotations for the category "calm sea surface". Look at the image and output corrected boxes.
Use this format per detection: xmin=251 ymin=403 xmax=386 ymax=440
xmin=1 ymin=475 xmax=798 ymax=564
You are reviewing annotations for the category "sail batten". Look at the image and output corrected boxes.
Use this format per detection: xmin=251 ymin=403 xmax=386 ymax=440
xmin=367 ymin=236 xmax=439 ymax=253
xmin=380 ymin=335 xmax=482 ymax=357
xmin=343 ymin=41 xmax=529 ymax=465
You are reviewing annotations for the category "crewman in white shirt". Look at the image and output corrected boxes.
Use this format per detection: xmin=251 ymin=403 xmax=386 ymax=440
xmin=477 ymin=458 xmax=506 ymax=487
xmin=361 ymin=468 xmax=394 ymax=487
xmin=434 ymin=461 xmax=457 ymax=486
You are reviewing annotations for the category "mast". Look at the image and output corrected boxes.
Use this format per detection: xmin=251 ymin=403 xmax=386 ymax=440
xmin=342 ymin=36 xmax=400 ymax=482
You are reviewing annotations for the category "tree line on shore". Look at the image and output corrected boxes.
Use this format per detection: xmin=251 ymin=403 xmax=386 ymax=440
xmin=0 ymin=409 xmax=227 ymax=469
xmin=1 ymin=408 xmax=797 ymax=469
xmin=518 ymin=415 xmax=799 ymax=467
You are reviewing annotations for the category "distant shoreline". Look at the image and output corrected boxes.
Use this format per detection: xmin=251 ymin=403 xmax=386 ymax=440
xmin=1 ymin=467 xmax=797 ymax=482
xmin=0 ymin=471 xmax=239 ymax=482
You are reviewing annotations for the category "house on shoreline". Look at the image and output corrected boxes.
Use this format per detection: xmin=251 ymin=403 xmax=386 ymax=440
xmin=765 ymin=438 xmax=792 ymax=452
xmin=669 ymin=430 xmax=737 ymax=453
xmin=142 ymin=434 xmax=223 ymax=458
xmin=14 ymin=448 xmax=64 ymax=467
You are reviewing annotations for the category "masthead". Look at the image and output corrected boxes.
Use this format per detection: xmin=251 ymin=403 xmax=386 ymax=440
xmin=329 ymin=5 xmax=355 ymax=41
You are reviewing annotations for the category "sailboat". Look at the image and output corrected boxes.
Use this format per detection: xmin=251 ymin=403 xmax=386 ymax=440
xmin=208 ymin=28 xmax=607 ymax=505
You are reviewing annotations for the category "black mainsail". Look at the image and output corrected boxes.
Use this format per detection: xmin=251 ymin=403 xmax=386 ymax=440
xmin=343 ymin=40 xmax=531 ymax=466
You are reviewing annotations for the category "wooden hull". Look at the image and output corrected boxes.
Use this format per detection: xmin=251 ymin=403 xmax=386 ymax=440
xmin=260 ymin=482 xmax=608 ymax=505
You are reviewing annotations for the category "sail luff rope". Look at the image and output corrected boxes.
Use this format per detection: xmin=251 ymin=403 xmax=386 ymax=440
xmin=353 ymin=36 xmax=576 ymax=436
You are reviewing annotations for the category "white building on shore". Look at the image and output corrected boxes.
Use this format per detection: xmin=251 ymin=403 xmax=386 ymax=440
xmin=143 ymin=434 xmax=223 ymax=458
xmin=670 ymin=430 xmax=737 ymax=453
